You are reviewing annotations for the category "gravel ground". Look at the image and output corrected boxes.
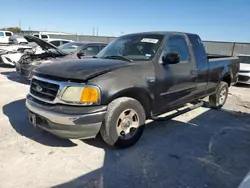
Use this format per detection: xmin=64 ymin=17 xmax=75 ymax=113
xmin=0 ymin=66 xmax=250 ymax=188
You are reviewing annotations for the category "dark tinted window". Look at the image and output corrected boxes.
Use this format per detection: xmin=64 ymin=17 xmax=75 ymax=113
xmin=165 ymin=35 xmax=189 ymax=61
xmin=238 ymin=56 xmax=250 ymax=64
xmin=34 ymin=35 xmax=39 ymax=37
xmin=100 ymin=45 xmax=106 ymax=51
xmin=50 ymin=40 xmax=60 ymax=46
xmin=5 ymin=32 xmax=12 ymax=36
xmin=81 ymin=46 xmax=99 ymax=56
xmin=41 ymin=35 xmax=48 ymax=39
xmin=62 ymin=40 xmax=70 ymax=44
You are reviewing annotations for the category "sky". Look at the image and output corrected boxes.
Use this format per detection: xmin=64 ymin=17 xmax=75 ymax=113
xmin=0 ymin=0 xmax=250 ymax=42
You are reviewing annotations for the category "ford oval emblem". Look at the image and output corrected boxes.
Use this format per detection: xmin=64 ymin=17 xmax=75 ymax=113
xmin=36 ymin=85 xmax=42 ymax=92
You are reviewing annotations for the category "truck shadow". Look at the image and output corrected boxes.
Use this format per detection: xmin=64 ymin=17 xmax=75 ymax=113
xmin=235 ymin=83 xmax=250 ymax=88
xmin=2 ymin=99 xmax=77 ymax=147
xmin=53 ymin=108 xmax=250 ymax=188
xmin=0 ymin=71 xmax=30 ymax=85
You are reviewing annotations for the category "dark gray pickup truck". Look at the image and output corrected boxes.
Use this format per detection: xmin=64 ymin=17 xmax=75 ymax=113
xmin=25 ymin=31 xmax=239 ymax=148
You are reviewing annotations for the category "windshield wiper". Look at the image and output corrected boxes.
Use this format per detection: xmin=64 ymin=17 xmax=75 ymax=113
xmin=104 ymin=55 xmax=134 ymax=62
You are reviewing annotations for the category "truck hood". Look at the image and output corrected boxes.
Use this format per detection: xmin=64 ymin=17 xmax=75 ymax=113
xmin=33 ymin=58 xmax=133 ymax=81
xmin=23 ymin=35 xmax=65 ymax=55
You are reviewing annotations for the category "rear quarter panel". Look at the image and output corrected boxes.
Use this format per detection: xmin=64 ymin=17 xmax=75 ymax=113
xmin=208 ymin=57 xmax=239 ymax=91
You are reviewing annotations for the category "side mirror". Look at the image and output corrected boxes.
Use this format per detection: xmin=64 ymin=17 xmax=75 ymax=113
xmin=162 ymin=52 xmax=180 ymax=65
xmin=77 ymin=52 xmax=85 ymax=59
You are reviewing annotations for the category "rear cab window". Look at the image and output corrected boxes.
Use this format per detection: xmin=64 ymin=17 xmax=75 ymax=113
xmin=0 ymin=32 xmax=4 ymax=37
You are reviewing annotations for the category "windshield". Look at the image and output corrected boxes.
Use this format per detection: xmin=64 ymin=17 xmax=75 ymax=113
xmin=58 ymin=42 xmax=87 ymax=53
xmin=238 ymin=56 xmax=250 ymax=64
xmin=96 ymin=34 xmax=164 ymax=61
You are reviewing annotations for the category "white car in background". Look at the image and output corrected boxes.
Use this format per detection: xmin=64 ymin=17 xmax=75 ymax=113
xmin=0 ymin=31 xmax=13 ymax=44
xmin=31 ymin=33 xmax=73 ymax=46
xmin=0 ymin=44 xmax=37 ymax=67
xmin=237 ymin=54 xmax=250 ymax=84
xmin=45 ymin=38 xmax=73 ymax=46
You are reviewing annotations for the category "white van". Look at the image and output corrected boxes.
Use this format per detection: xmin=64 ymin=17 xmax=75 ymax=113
xmin=0 ymin=31 xmax=13 ymax=44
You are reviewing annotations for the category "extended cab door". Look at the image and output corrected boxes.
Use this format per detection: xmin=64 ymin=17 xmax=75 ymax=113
xmin=154 ymin=34 xmax=197 ymax=114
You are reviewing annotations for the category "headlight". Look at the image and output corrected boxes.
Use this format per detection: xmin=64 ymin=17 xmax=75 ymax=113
xmin=31 ymin=61 xmax=42 ymax=66
xmin=31 ymin=60 xmax=51 ymax=66
xmin=60 ymin=86 xmax=100 ymax=105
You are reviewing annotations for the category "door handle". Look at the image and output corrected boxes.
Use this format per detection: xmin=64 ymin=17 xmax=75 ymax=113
xmin=190 ymin=70 xmax=197 ymax=75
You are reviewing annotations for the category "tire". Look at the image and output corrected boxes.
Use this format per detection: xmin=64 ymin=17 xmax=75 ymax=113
xmin=100 ymin=97 xmax=146 ymax=149
xmin=209 ymin=81 xmax=229 ymax=109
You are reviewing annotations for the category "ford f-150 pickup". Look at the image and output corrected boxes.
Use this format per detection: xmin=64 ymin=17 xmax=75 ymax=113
xmin=25 ymin=31 xmax=239 ymax=148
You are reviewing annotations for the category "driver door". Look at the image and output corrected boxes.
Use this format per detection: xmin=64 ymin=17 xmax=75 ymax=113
xmin=155 ymin=34 xmax=197 ymax=113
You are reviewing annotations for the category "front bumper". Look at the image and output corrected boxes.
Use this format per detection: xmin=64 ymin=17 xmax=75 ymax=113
xmin=16 ymin=63 xmax=37 ymax=80
xmin=25 ymin=96 xmax=107 ymax=139
xmin=238 ymin=72 xmax=250 ymax=84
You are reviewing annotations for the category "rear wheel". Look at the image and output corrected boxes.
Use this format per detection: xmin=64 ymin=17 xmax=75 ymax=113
xmin=100 ymin=97 xmax=146 ymax=148
xmin=209 ymin=81 xmax=228 ymax=109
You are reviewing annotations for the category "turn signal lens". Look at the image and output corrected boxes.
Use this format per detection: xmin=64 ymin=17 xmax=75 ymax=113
xmin=80 ymin=87 xmax=99 ymax=103
xmin=61 ymin=86 xmax=100 ymax=104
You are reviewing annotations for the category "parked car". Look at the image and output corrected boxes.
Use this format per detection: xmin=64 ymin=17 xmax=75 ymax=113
xmin=16 ymin=36 xmax=107 ymax=79
xmin=25 ymin=31 xmax=239 ymax=148
xmin=31 ymin=33 xmax=73 ymax=45
xmin=0 ymin=31 xmax=13 ymax=44
xmin=58 ymin=41 xmax=107 ymax=55
xmin=0 ymin=44 xmax=34 ymax=67
xmin=45 ymin=38 xmax=73 ymax=47
xmin=9 ymin=35 xmax=28 ymax=45
xmin=237 ymin=54 xmax=250 ymax=84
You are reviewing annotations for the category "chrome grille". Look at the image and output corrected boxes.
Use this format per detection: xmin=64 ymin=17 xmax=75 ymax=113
xmin=30 ymin=78 xmax=59 ymax=101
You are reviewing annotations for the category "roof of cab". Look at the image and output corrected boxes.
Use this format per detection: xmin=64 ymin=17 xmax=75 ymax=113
xmin=121 ymin=31 xmax=199 ymax=37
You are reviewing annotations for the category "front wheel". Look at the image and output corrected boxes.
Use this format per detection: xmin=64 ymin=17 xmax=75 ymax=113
xmin=100 ymin=97 xmax=146 ymax=149
xmin=209 ymin=81 xmax=229 ymax=109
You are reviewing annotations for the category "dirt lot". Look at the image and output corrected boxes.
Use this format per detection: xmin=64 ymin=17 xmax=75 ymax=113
xmin=0 ymin=66 xmax=250 ymax=188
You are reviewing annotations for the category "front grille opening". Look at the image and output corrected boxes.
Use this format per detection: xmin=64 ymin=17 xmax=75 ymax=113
xmin=30 ymin=78 xmax=59 ymax=101
xmin=239 ymin=75 xmax=250 ymax=82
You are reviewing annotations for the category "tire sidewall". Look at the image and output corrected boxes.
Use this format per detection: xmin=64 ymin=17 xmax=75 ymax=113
xmin=105 ymin=98 xmax=146 ymax=148
xmin=217 ymin=83 xmax=228 ymax=107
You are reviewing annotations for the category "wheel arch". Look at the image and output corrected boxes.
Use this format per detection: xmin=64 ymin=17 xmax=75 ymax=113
xmin=221 ymin=73 xmax=232 ymax=87
xmin=107 ymin=87 xmax=153 ymax=118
